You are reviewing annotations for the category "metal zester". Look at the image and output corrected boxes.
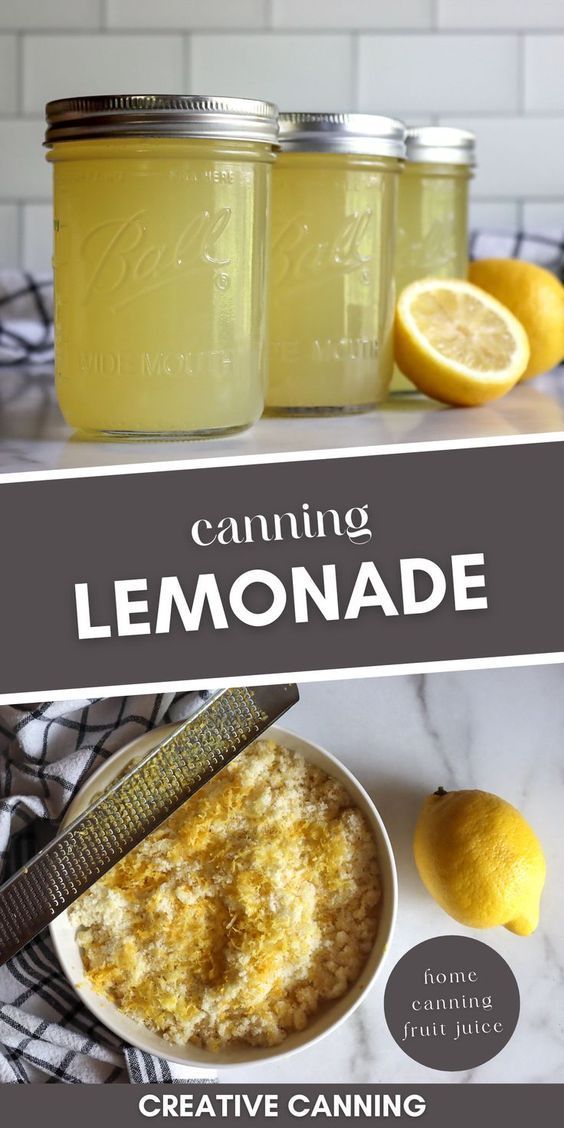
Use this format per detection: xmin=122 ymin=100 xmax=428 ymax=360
xmin=0 ymin=684 xmax=299 ymax=968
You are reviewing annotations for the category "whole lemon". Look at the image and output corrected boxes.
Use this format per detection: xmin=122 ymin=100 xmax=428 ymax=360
xmin=414 ymin=787 xmax=546 ymax=936
xmin=469 ymin=258 xmax=564 ymax=380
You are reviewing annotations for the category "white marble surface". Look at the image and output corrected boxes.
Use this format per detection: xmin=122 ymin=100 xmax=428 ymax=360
xmin=0 ymin=368 xmax=563 ymax=474
xmin=222 ymin=666 xmax=564 ymax=1084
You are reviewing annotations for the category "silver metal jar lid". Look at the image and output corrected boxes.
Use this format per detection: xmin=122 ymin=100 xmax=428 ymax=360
xmin=406 ymin=126 xmax=476 ymax=166
xmin=278 ymin=112 xmax=406 ymax=157
xmin=44 ymin=94 xmax=279 ymax=145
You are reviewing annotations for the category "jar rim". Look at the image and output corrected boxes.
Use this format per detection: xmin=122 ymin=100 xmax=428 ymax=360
xmin=278 ymin=112 xmax=406 ymax=157
xmin=44 ymin=94 xmax=279 ymax=146
xmin=406 ymin=126 xmax=476 ymax=166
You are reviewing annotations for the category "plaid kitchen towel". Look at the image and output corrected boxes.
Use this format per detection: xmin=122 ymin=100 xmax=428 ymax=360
xmin=0 ymin=271 xmax=54 ymax=367
xmin=0 ymin=694 xmax=219 ymax=1084
xmin=469 ymin=227 xmax=564 ymax=274
xmin=1 ymin=227 xmax=563 ymax=368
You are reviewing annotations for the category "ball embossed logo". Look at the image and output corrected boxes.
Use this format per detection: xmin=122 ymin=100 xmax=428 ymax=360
xmin=80 ymin=208 xmax=232 ymax=309
xmin=271 ymin=210 xmax=374 ymax=291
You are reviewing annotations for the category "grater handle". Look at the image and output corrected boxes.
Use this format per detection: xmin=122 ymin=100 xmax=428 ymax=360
xmin=0 ymin=684 xmax=299 ymax=968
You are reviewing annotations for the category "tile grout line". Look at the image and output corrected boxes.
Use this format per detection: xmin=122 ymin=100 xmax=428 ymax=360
xmin=16 ymin=201 xmax=23 ymax=271
xmin=517 ymin=32 xmax=526 ymax=114
xmin=15 ymin=30 xmax=23 ymax=115
xmin=184 ymin=32 xmax=191 ymax=92
xmin=2 ymin=28 xmax=560 ymax=37
xmin=0 ymin=198 xmax=52 ymax=205
xmin=351 ymin=32 xmax=360 ymax=111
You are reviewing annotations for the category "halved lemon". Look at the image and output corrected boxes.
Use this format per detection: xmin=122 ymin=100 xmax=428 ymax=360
xmin=395 ymin=278 xmax=530 ymax=406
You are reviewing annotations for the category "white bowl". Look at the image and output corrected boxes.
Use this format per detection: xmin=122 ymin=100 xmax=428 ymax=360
xmin=51 ymin=723 xmax=397 ymax=1069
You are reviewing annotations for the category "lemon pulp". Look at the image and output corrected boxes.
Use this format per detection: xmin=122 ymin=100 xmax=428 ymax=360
xmin=395 ymin=278 xmax=530 ymax=406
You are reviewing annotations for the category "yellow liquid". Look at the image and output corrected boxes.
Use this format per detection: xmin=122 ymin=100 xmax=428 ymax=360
xmin=48 ymin=137 xmax=273 ymax=435
xmin=267 ymin=151 xmax=402 ymax=413
xmin=392 ymin=161 xmax=471 ymax=393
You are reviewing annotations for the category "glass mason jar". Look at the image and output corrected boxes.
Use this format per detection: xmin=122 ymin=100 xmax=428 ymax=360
xmin=267 ymin=113 xmax=406 ymax=415
xmin=45 ymin=95 xmax=278 ymax=437
xmin=392 ymin=126 xmax=475 ymax=393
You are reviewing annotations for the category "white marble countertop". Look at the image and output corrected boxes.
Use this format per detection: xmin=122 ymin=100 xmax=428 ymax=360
xmin=222 ymin=666 xmax=564 ymax=1085
xmin=0 ymin=368 xmax=563 ymax=475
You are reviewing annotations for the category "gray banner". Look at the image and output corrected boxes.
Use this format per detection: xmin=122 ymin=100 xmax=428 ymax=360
xmin=1 ymin=441 xmax=563 ymax=696
xmin=0 ymin=1083 xmax=562 ymax=1123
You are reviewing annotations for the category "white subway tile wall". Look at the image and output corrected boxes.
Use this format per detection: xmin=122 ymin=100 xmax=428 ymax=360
xmin=0 ymin=1 xmax=102 ymax=31
xmin=271 ymin=1 xmax=434 ymax=30
xmin=469 ymin=201 xmax=520 ymax=230
xmin=440 ymin=116 xmax=564 ymax=198
xmin=0 ymin=120 xmax=51 ymax=199
xmin=524 ymin=36 xmax=564 ymax=111
xmin=0 ymin=0 xmax=561 ymax=268
xmin=23 ymin=34 xmax=184 ymax=112
xmin=523 ymin=201 xmax=564 ymax=229
xmin=21 ymin=204 xmax=53 ymax=274
xmin=0 ymin=206 xmax=19 ymax=268
xmin=358 ymin=34 xmax=519 ymax=114
xmin=0 ymin=36 xmax=17 ymax=114
xmin=107 ymin=1 xmax=269 ymax=30
xmin=190 ymin=34 xmax=354 ymax=109
xmin=437 ymin=0 xmax=564 ymax=30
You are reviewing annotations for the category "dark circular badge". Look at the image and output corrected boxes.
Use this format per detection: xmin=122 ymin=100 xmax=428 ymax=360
xmin=384 ymin=935 xmax=520 ymax=1071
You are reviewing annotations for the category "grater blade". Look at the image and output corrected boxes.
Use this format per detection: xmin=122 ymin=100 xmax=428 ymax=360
xmin=0 ymin=684 xmax=299 ymax=968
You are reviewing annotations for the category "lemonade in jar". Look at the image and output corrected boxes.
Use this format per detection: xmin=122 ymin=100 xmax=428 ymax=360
xmin=267 ymin=113 xmax=406 ymax=414
xmin=45 ymin=95 xmax=278 ymax=436
xmin=392 ymin=127 xmax=475 ymax=393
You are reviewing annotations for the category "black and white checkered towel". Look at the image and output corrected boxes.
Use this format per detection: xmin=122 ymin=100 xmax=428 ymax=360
xmin=0 ymin=271 xmax=54 ymax=367
xmin=1 ymin=228 xmax=563 ymax=368
xmin=0 ymin=694 xmax=219 ymax=1084
xmin=469 ymin=227 xmax=564 ymax=275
